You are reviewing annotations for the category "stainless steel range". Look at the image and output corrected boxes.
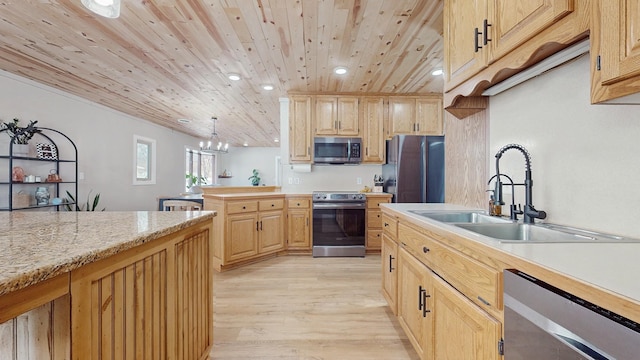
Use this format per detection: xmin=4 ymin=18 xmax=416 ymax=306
xmin=312 ymin=191 xmax=366 ymax=257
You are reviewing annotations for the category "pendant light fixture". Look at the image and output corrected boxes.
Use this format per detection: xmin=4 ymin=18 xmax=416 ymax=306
xmin=81 ymin=0 xmax=121 ymax=18
xmin=199 ymin=117 xmax=229 ymax=154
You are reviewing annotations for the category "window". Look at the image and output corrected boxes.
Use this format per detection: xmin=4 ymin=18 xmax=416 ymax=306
xmin=186 ymin=148 xmax=215 ymax=191
xmin=133 ymin=135 xmax=156 ymax=185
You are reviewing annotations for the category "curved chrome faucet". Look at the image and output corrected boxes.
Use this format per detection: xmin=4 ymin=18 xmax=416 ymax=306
xmin=493 ymin=144 xmax=546 ymax=224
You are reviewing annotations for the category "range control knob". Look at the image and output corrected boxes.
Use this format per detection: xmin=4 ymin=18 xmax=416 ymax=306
xmin=322 ymin=194 xmax=327 ymax=199
xmin=357 ymin=194 xmax=364 ymax=200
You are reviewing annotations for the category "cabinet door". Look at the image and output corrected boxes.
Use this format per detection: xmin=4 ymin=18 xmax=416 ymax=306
xmin=388 ymin=98 xmax=416 ymax=135
xmin=397 ymin=248 xmax=431 ymax=359
xmin=226 ymin=213 xmax=259 ymax=262
xmin=415 ymin=98 xmax=443 ymax=135
xmin=489 ymin=0 xmax=574 ymax=63
xmin=381 ymin=234 xmax=398 ymax=315
xmin=337 ymin=97 xmax=360 ymax=135
xmin=596 ymin=1 xmax=640 ymax=88
xmin=289 ymin=96 xmax=312 ymax=162
xmin=361 ymin=97 xmax=385 ymax=163
xmin=259 ymin=210 xmax=285 ymax=253
xmin=314 ymin=96 xmax=337 ymax=135
xmin=444 ymin=0 xmax=488 ymax=91
xmin=287 ymin=208 xmax=310 ymax=249
xmin=430 ymin=271 xmax=502 ymax=360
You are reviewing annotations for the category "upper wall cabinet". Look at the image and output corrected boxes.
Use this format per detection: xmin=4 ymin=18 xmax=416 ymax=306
xmin=443 ymin=0 xmax=587 ymax=117
xmin=445 ymin=0 xmax=575 ymax=92
xmin=289 ymin=96 xmax=312 ymax=163
xmin=314 ymin=96 xmax=360 ymax=136
xmin=591 ymin=1 xmax=640 ymax=103
xmin=361 ymin=97 xmax=385 ymax=164
xmin=388 ymin=97 xmax=443 ymax=137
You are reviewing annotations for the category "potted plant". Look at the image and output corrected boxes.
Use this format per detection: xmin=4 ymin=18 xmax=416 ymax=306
xmin=248 ymin=169 xmax=261 ymax=186
xmin=1 ymin=118 xmax=40 ymax=156
xmin=64 ymin=190 xmax=105 ymax=211
xmin=186 ymin=173 xmax=207 ymax=191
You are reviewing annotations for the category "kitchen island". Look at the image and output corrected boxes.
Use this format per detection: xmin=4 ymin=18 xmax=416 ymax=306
xmin=381 ymin=203 xmax=640 ymax=359
xmin=0 ymin=211 xmax=215 ymax=360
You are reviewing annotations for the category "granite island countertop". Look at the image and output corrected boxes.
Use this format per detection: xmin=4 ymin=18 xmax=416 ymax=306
xmin=381 ymin=203 xmax=640 ymax=305
xmin=0 ymin=211 xmax=215 ymax=297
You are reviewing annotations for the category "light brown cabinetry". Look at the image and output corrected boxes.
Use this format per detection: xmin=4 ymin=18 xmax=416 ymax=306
xmin=388 ymin=97 xmax=443 ymax=137
xmin=386 ymin=211 xmax=503 ymax=360
xmin=361 ymin=96 xmax=385 ymax=163
xmin=381 ymin=213 xmax=399 ymax=315
xmin=209 ymin=196 xmax=286 ymax=271
xmin=397 ymin=246 xmax=501 ymax=360
xmin=71 ymin=222 xmax=213 ymax=360
xmin=289 ymin=95 xmax=313 ymax=162
xmin=365 ymin=194 xmax=392 ymax=251
xmin=314 ymin=96 xmax=360 ymax=136
xmin=286 ymin=197 xmax=312 ymax=251
xmin=444 ymin=0 xmax=575 ymax=91
xmin=443 ymin=0 xmax=588 ymax=117
xmin=591 ymin=0 xmax=640 ymax=103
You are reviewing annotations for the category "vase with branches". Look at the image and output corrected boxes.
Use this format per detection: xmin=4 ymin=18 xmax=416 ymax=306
xmin=1 ymin=118 xmax=40 ymax=144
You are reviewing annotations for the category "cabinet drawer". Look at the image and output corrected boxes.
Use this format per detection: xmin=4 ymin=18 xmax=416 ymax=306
xmin=367 ymin=198 xmax=391 ymax=209
xmin=367 ymin=230 xmax=382 ymax=249
xmin=259 ymin=198 xmax=284 ymax=211
xmin=227 ymin=201 xmax=258 ymax=214
xmin=367 ymin=209 xmax=383 ymax=228
xmin=382 ymin=213 xmax=398 ymax=239
xmin=287 ymin=199 xmax=310 ymax=209
xmin=398 ymin=223 xmax=500 ymax=311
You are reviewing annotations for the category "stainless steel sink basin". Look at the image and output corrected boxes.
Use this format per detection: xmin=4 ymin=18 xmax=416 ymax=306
xmin=454 ymin=223 xmax=597 ymax=242
xmin=408 ymin=211 xmax=511 ymax=224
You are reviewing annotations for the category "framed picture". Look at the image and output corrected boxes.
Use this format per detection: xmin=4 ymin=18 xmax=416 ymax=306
xmin=36 ymin=143 xmax=58 ymax=160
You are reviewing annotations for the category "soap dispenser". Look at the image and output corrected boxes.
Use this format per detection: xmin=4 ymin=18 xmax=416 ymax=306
xmin=489 ymin=195 xmax=501 ymax=216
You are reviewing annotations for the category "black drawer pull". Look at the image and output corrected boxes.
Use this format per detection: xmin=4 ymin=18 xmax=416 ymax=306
xmin=423 ymin=246 xmax=429 ymax=253
xmin=242 ymin=206 xmax=246 ymax=209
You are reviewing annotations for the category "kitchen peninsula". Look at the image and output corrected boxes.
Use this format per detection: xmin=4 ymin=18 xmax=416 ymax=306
xmin=0 ymin=211 xmax=215 ymax=359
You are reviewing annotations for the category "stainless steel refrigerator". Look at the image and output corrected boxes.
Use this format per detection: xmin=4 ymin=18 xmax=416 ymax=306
xmin=382 ymin=135 xmax=445 ymax=203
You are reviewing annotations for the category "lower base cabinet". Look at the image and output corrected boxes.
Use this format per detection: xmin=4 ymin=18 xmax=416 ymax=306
xmin=381 ymin=233 xmax=398 ymax=315
xmin=397 ymin=248 xmax=502 ymax=360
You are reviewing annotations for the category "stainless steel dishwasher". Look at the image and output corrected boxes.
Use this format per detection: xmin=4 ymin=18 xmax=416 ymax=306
xmin=504 ymin=269 xmax=640 ymax=359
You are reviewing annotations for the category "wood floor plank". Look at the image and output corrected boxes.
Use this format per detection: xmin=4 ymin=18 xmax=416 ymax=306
xmin=210 ymin=255 xmax=419 ymax=359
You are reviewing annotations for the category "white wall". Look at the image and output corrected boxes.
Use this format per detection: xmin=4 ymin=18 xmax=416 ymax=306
xmin=0 ymin=70 xmax=201 ymax=210
xmin=216 ymin=147 xmax=281 ymax=186
xmin=490 ymin=54 xmax=640 ymax=238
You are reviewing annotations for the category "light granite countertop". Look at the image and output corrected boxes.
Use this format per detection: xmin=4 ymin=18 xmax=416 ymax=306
xmin=0 ymin=211 xmax=215 ymax=297
xmin=382 ymin=203 xmax=640 ymax=304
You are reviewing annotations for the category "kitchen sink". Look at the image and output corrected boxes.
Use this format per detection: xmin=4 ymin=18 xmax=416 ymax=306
xmin=408 ymin=211 xmax=511 ymax=224
xmin=454 ymin=223 xmax=597 ymax=242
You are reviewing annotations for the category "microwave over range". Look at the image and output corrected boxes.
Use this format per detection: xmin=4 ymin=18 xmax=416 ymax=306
xmin=313 ymin=137 xmax=361 ymax=164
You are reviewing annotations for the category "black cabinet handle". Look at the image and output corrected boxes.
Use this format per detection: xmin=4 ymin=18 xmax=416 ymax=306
xmin=256 ymin=221 xmax=259 ymax=231
xmin=384 ymin=222 xmax=389 ymax=227
xmin=474 ymin=27 xmax=482 ymax=52
xmin=260 ymin=221 xmax=263 ymax=230
xmin=297 ymin=202 xmax=300 ymax=206
xmin=419 ymin=285 xmax=426 ymax=310
xmin=271 ymin=203 xmax=275 ymax=207
xmin=483 ymin=19 xmax=492 ymax=45
xmin=422 ymin=291 xmax=431 ymax=317
xmin=423 ymin=246 xmax=429 ymax=253
xmin=389 ymin=255 xmax=395 ymax=272
xmin=243 ymin=206 xmax=246 ymax=209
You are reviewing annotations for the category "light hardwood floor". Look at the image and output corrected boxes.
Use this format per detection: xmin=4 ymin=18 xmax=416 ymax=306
xmin=210 ymin=255 xmax=419 ymax=360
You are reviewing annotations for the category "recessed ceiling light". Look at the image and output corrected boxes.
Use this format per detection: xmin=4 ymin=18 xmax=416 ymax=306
xmin=243 ymin=142 xmax=249 ymax=147
xmin=228 ymin=73 xmax=241 ymax=81
xmin=177 ymin=118 xmax=190 ymax=123
xmin=262 ymin=84 xmax=274 ymax=91
xmin=334 ymin=66 xmax=348 ymax=75
xmin=81 ymin=0 xmax=120 ymax=18
xmin=274 ymin=138 xmax=279 ymax=143
xmin=431 ymin=69 xmax=443 ymax=76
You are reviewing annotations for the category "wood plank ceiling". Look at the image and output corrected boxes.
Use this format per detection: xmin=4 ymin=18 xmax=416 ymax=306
xmin=0 ymin=0 xmax=443 ymax=147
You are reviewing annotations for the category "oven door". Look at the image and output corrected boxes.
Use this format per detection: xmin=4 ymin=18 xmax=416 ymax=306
xmin=312 ymin=203 xmax=365 ymax=256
